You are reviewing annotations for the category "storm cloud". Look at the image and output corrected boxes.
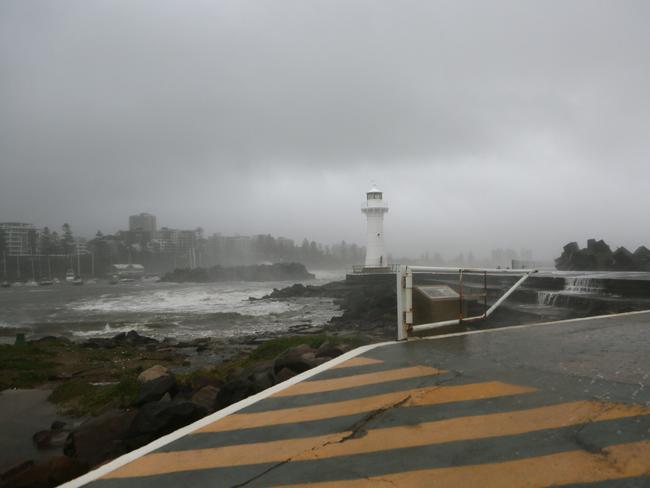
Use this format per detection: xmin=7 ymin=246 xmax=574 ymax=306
xmin=1 ymin=0 xmax=649 ymax=259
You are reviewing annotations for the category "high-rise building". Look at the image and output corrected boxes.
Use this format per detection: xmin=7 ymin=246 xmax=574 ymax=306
xmin=0 ymin=222 xmax=37 ymax=256
xmin=129 ymin=213 xmax=157 ymax=232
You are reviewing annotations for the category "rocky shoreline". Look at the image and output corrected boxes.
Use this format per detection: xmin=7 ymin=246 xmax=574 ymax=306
xmin=0 ymin=278 xmax=392 ymax=487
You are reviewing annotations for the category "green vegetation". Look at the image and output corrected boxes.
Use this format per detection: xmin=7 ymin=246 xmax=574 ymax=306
xmin=0 ymin=336 xmax=177 ymax=416
xmin=0 ymin=343 xmax=59 ymax=390
xmin=177 ymin=334 xmax=367 ymax=390
xmin=49 ymin=375 xmax=141 ymax=416
xmin=2 ymin=333 xmax=366 ymax=417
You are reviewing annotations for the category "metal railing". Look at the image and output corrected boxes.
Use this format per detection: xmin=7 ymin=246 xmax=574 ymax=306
xmin=396 ymin=265 xmax=537 ymax=340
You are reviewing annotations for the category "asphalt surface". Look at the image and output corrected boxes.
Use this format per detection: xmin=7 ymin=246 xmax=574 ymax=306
xmin=73 ymin=311 xmax=650 ymax=487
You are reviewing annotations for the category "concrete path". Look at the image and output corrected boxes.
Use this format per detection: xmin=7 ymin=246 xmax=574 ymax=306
xmin=66 ymin=311 xmax=650 ymax=487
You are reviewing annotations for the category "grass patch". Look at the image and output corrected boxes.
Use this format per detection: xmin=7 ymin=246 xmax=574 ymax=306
xmin=0 ymin=344 xmax=60 ymax=389
xmin=178 ymin=334 xmax=368 ymax=389
xmin=49 ymin=375 xmax=141 ymax=416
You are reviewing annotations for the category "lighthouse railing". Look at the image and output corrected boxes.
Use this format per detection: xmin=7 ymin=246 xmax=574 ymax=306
xmin=396 ymin=265 xmax=537 ymax=340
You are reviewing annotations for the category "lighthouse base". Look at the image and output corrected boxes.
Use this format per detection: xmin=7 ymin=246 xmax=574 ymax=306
xmin=351 ymin=264 xmax=396 ymax=274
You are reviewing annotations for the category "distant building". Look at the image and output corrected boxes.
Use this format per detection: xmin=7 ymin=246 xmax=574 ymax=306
xmin=129 ymin=213 xmax=157 ymax=232
xmin=109 ymin=263 xmax=145 ymax=279
xmin=75 ymin=239 xmax=89 ymax=255
xmin=0 ymin=222 xmax=36 ymax=256
xmin=155 ymin=227 xmax=179 ymax=252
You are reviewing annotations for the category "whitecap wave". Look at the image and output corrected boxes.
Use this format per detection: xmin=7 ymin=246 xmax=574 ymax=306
xmin=67 ymin=284 xmax=296 ymax=316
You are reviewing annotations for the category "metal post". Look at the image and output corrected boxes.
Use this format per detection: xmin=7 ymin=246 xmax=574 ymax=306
xmin=404 ymin=267 xmax=413 ymax=332
xmin=396 ymin=265 xmax=407 ymax=341
xmin=459 ymin=269 xmax=464 ymax=322
xmin=483 ymin=271 xmax=487 ymax=317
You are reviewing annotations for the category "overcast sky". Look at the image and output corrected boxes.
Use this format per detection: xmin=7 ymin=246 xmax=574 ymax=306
xmin=1 ymin=0 xmax=649 ymax=260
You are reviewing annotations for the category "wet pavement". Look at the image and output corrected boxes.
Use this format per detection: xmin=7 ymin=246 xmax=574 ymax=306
xmin=66 ymin=310 xmax=650 ymax=487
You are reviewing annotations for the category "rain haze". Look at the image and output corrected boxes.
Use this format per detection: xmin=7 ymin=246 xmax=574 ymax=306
xmin=2 ymin=0 xmax=650 ymax=261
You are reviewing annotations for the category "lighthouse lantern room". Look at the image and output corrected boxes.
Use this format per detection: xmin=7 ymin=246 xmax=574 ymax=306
xmin=361 ymin=186 xmax=389 ymax=268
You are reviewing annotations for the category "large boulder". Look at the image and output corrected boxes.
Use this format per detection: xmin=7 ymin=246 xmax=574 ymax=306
xmin=133 ymin=374 xmax=177 ymax=406
xmin=316 ymin=341 xmax=344 ymax=359
xmin=214 ymin=379 xmax=258 ymax=411
xmin=191 ymin=386 xmax=219 ymax=413
xmin=65 ymin=409 xmax=138 ymax=467
xmin=1 ymin=456 xmax=88 ymax=488
xmin=112 ymin=330 xmax=158 ymax=346
xmin=125 ymin=401 xmax=207 ymax=449
xmin=137 ymin=365 xmax=170 ymax=383
xmin=274 ymin=345 xmax=318 ymax=374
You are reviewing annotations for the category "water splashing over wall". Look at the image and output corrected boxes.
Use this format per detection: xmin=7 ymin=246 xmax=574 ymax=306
xmin=537 ymin=276 xmax=604 ymax=306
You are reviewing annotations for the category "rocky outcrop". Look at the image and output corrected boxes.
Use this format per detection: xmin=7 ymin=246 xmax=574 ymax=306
xmin=124 ymin=401 xmax=207 ymax=449
xmin=214 ymin=343 xmax=346 ymax=410
xmin=162 ymin=263 xmax=315 ymax=283
xmin=82 ymin=330 xmax=159 ymax=349
xmin=134 ymin=374 xmax=177 ymax=406
xmin=64 ymin=409 xmax=138 ymax=466
xmin=262 ymin=279 xmax=397 ymax=337
xmin=555 ymin=239 xmax=650 ymax=271
xmin=137 ymin=365 xmax=170 ymax=383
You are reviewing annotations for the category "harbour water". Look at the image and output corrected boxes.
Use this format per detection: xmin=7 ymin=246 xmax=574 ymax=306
xmin=0 ymin=271 xmax=345 ymax=343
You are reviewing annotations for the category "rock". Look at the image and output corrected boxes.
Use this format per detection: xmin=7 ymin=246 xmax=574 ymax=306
xmin=137 ymin=365 xmax=170 ymax=383
xmin=1 ymin=460 xmax=34 ymax=483
xmin=187 ymin=372 xmax=221 ymax=391
xmin=214 ymin=379 xmax=258 ymax=411
xmin=112 ymin=330 xmax=158 ymax=346
xmin=51 ymin=420 xmax=67 ymax=431
xmin=125 ymin=401 xmax=207 ymax=449
xmin=275 ymin=367 xmax=297 ymax=383
xmin=1 ymin=456 xmax=87 ymax=488
xmin=81 ymin=338 xmax=116 ymax=349
xmin=32 ymin=430 xmax=52 ymax=450
xmin=133 ymin=374 xmax=177 ymax=406
xmin=274 ymin=345 xmax=318 ymax=374
xmin=250 ymin=369 xmax=275 ymax=392
xmin=32 ymin=428 xmax=68 ymax=450
xmin=191 ymin=386 xmax=219 ymax=412
xmin=316 ymin=342 xmax=344 ymax=359
xmin=65 ymin=409 xmax=138 ymax=467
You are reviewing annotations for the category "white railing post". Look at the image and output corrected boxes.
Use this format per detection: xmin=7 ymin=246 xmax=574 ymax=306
xmin=396 ymin=265 xmax=406 ymax=340
xmin=396 ymin=265 xmax=413 ymax=341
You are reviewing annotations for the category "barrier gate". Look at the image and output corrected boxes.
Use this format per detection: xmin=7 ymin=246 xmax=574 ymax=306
xmin=396 ymin=265 xmax=537 ymax=340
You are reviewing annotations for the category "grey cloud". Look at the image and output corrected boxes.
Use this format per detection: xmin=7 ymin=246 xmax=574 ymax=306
xmin=1 ymin=0 xmax=650 ymax=259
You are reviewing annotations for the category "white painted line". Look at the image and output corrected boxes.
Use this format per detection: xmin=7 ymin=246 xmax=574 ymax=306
xmin=59 ymin=340 xmax=395 ymax=487
xmin=415 ymin=309 xmax=650 ymax=342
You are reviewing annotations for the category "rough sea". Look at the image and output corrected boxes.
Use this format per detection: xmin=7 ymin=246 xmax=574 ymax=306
xmin=0 ymin=271 xmax=345 ymax=343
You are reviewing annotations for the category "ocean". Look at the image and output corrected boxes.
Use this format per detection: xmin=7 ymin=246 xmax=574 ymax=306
xmin=0 ymin=270 xmax=345 ymax=343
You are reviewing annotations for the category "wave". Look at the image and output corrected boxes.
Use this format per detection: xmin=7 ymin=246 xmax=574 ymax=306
xmin=67 ymin=285 xmax=300 ymax=316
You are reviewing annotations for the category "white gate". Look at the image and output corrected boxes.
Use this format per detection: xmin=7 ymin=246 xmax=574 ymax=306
xmin=396 ymin=266 xmax=537 ymax=340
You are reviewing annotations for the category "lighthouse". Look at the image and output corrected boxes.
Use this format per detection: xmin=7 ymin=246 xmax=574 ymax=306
xmin=361 ymin=186 xmax=389 ymax=268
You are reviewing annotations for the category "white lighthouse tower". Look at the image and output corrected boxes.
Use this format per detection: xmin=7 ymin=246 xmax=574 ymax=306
xmin=361 ymin=186 xmax=389 ymax=268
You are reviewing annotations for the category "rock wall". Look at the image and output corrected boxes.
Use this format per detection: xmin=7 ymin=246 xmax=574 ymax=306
xmin=555 ymin=239 xmax=650 ymax=271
